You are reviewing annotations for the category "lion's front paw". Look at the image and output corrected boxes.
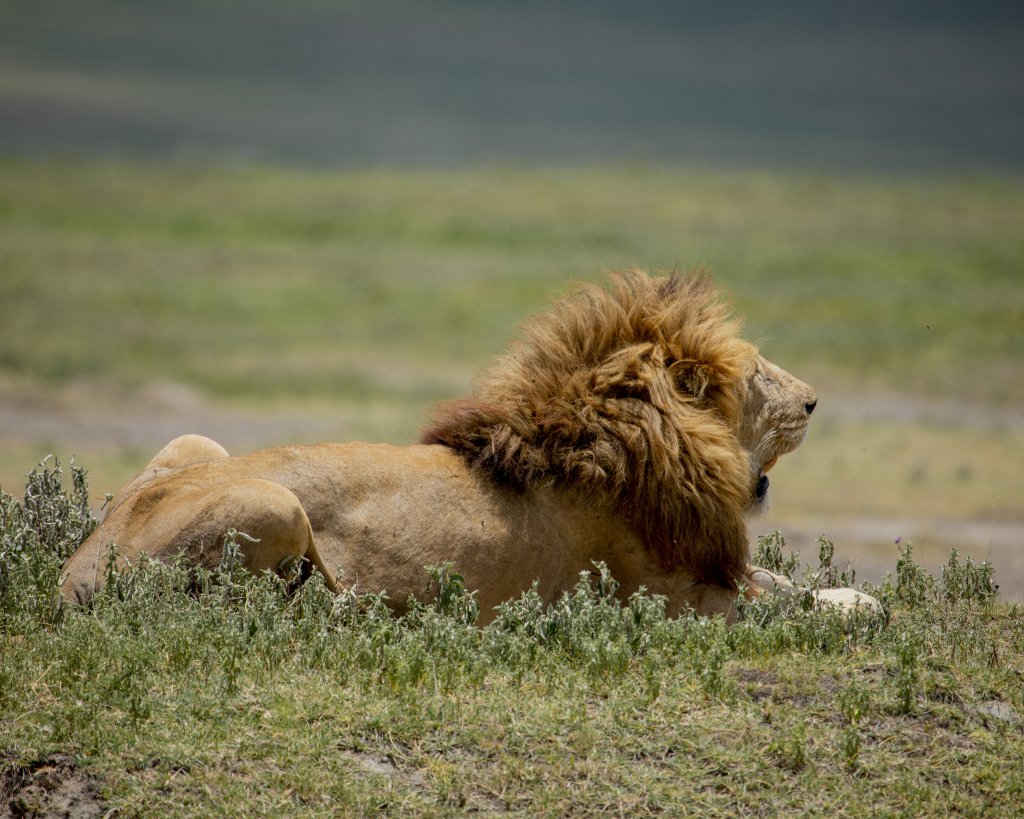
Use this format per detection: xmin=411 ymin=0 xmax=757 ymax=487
xmin=747 ymin=566 xmax=800 ymax=597
xmin=746 ymin=566 xmax=884 ymax=620
xmin=812 ymin=587 xmax=882 ymax=615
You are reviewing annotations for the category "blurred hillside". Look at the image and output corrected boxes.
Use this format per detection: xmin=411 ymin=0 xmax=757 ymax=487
xmin=2 ymin=0 xmax=1022 ymax=169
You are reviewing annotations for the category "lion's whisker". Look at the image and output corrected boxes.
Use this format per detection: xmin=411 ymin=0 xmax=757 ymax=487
xmin=751 ymin=429 xmax=779 ymax=463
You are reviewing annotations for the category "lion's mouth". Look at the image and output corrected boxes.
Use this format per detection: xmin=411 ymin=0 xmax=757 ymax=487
xmin=754 ymin=455 xmax=780 ymax=503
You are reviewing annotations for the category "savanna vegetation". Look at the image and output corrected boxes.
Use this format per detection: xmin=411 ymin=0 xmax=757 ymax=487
xmin=1 ymin=160 xmax=1021 ymax=405
xmin=1 ymin=459 xmax=1021 ymax=816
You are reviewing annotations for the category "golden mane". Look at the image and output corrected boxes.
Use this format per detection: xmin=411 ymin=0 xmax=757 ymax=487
xmin=420 ymin=269 xmax=756 ymax=589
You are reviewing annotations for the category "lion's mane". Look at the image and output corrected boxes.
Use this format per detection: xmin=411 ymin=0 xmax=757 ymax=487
xmin=421 ymin=270 xmax=756 ymax=589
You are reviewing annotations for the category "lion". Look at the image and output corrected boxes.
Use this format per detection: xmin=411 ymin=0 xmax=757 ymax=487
xmin=61 ymin=270 xmax=876 ymax=622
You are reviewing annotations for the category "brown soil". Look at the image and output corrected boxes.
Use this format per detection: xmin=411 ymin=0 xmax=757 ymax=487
xmin=1 ymin=755 xmax=107 ymax=819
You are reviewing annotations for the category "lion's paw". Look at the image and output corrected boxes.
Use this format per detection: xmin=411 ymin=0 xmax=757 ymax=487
xmin=748 ymin=567 xmax=884 ymax=620
xmin=812 ymin=587 xmax=882 ymax=615
xmin=748 ymin=567 xmax=800 ymax=597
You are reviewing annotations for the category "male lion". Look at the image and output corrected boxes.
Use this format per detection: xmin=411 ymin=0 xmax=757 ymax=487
xmin=62 ymin=271 xmax=872 ymax=621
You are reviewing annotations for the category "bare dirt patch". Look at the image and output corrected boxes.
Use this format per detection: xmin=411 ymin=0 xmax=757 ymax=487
xmin=1 ymin=754 xmax=106 ymax=819
xmin=341 ymin=749 xmax=428 ymax=791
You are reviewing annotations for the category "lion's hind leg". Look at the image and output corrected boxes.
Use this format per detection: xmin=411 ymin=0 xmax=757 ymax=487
xmin=145 ymin=434 xmax=230 ymax=470
xmin=62 ymin=476 xmax=338 ymax=604
xmin=207 ymin=479 xmax=340 ymax=594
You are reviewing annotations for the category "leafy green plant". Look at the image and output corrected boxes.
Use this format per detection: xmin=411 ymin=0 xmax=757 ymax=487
xmin=420 ymin=562 xmax=480 ymax=626
xmin=751 ymin=530 xmax=800 ymax=581
xmin=838 ymin=684 xmax=869 ymax=770
xmin=809 ymin=534 xmax=857 ymax=589
xmin=893 ymin=630 xmax=923 ymax=714
xmin=768 ymin=720 xmax=808 ymax=772
xmin=0 ymin=457 xmax=97 ymax=630
xmin=939 ymin=548 xmax=998 ymax=604
xmin=893 ymin=541 xmax=935 ymax=608
xmin=694 ymin=617 xmax=732 ymax=700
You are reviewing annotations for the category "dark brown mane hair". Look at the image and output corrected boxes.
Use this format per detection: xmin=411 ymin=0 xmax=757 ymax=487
xmin=420 ymin=269 xmax=756 ymax=589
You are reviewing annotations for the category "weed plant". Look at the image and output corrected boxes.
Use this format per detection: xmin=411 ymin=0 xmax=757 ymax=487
xmin=1 ymin=460 xmax=1022 ymax=816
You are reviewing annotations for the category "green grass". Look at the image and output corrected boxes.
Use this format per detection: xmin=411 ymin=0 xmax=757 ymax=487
xmin=1 ymin=159 xmax=1022 ymax=403
xmin=2 ymin=460 xmax=1023 ymax=816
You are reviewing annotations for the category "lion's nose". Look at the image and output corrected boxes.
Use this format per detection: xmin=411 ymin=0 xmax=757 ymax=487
xmin=804 ymin=399 xmax=817 ymax=416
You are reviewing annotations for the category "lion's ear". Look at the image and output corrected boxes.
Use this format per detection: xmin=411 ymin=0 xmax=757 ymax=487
xmin=589 ymin=344 xmax=658 ymax=399
xmin=668 ymin=359 xmax=714 ymax=399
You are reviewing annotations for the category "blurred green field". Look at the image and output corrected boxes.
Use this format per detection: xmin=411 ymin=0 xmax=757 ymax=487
xmin=2 ymin=160 xmax=1022 ymax=399
xmin=1 ymin=159 xmax=1022 ymax=590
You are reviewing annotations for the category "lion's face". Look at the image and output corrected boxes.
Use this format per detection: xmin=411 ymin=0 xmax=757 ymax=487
xmin=737 ymin=348 xmax=817 ymax=512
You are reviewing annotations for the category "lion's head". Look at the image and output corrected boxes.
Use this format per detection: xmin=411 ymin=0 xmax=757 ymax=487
xmin=421 ymin=270 xmax=815 ymax=590
xmin=739 ymin=351 xmax=817 ymax=512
